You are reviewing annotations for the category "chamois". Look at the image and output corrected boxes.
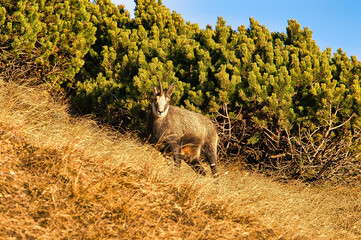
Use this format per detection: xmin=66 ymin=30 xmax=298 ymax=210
xmin=147 ymin=81 xmax=218 ymax=177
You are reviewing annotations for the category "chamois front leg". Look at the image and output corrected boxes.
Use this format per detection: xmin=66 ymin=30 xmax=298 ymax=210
xmin=170 ymin=143 xmax=182 ymax=169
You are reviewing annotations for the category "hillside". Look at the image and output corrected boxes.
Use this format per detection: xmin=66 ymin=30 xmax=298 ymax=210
xmin=1 ymin=0 xmax=361 ymax=238
xmin=0 ymin=80 xmax=360 ymax=239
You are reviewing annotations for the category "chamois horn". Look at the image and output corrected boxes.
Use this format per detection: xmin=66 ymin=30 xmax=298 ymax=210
xmin=158 ymin=79 xmax=163 ymax=94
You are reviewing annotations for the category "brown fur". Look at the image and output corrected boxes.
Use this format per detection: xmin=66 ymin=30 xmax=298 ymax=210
xmin=181 ymin=146 xmax=196 ymax=156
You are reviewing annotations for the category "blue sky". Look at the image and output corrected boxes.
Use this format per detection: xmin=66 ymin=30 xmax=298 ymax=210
xmin=113 ymin=0 xmax=361 ymax=59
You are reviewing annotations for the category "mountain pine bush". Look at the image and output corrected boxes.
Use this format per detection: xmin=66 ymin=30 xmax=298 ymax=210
xmin=0 ymin=0 xmax=96 ymax=89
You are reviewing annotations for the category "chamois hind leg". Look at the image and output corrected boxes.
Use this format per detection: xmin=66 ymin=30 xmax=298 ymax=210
xmin=203 ymin=141 xmax=218 ymax=178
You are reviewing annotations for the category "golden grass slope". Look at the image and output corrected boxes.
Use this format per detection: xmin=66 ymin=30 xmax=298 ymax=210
xmin=0 ymin=79 xmax=360 ymax=239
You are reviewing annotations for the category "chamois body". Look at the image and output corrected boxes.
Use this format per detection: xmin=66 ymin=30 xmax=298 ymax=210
xmin=147 ymin=82 xmax=218 ymax=177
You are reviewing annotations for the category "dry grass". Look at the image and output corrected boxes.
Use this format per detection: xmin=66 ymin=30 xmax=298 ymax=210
xmin=0 ymin=79 xmax=360 ymax=239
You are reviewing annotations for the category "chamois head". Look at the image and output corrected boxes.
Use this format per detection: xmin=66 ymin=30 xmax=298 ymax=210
xmin=152 ymin=81 xmax=174 ymax=118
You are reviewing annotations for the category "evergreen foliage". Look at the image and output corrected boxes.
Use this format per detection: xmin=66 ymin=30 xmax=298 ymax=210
xmin=0 ymin=0 xmax=96 ymax=88
xmin=1 ymin=0 xmax=361 ymax=181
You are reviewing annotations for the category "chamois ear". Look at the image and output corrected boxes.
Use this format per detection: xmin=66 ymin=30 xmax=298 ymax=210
xmin=153 ymin=86 xmax=159 ymax=96
xmin=166 ymin=83 xmax=175 ymax=98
